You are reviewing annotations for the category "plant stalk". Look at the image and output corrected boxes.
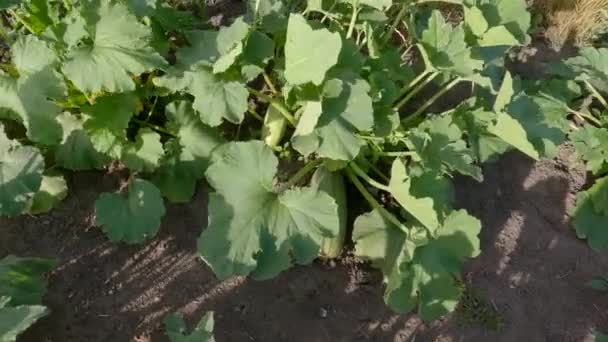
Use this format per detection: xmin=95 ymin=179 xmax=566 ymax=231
xmin=132 ymin=118 xmax=177 ymax=137
xmin=248 ymin=87 xmax=297 ymax=127
xmin=348 ymin=162 xmax=391 ymax=192
xmin=382 ymin=4 xmax=408 ymax=46
xmin=7 ymin=9 xmax=35 ymax=34
xmin=394 ymin=71 xmax=438 ymax=110
xmin=345 ymin=168 xmax=409 ymax=234
xmin=262 ymin=71 xmax=279 ymax=95
xmin=402 ymin=77 xmax=462 ymax=125
xmin=247 ymin=108 xmax=264 ymax=122
xmin=279 ymin=159 xmax=323 ymax=192
xmin=346 ymin=0 xmax=359 ymax=39
xmin=585 ymin=80 xmax=608 ymax=110
xmin=568 ymin=107 xmax=601 ymax=126
xmin=376 ymin=151 xmax=416 ymax=158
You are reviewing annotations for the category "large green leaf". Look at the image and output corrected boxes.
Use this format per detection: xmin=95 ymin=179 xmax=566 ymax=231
xmin=552 ymin=48 xmax=608 ymax=93
xmin=353 ymin=210 xmax=428 ymax=273
xmin=0 ymin=128 xmax=45 ymax=217
xmin=122 ymin=128 xmax=164 ymax=173
xmin=55 ymin=113 xmax=109 ymax=171
xmin=384 ymin=210 xmax=481 ymax=321
xmin=82 ymin=92 xmax=139 ymax=158
xmin=62 ymin=0 xmax=166 ymax=93
xmin=156 ymin=67 xmax=248 ymax=127
xmin=0 ymin=36 xmax=65 ymax=145
xmin=152 ymin=101 xmax=225 ymax=203
xmin=28 ymin=173 xmax=68 ymax=215
xmin=488 ymin=112 xmax=539 ymax=160
xmin=572 ymin=181 xmax=608 ymax=253
xmin=0 ymin=256 xmax=57 ymax=306
xmin=597 ymin=333 xmax=608 ymax=342
xmin=95 ymin=179 xmax=166 ymax=244
xmin=175 ymin=17 xmax=250 ymax=74
xmin=507 ymin=93 xmax=569 ymax=159
xmin=419 ymin=11 xmax=482 ymax=77
xmin=292 ymin=77 xmax=374 ymax=161
xmin=571 ymin=125 xmax=608 ymax=176
xmin=164 ymin=311 xmax=215 ymax=342
xmin=0 ymin=298 xmax=48 ymax=342
xmin=198 ymin=141 xmax=339 ymax=279
xmin=389 ymin=160 xmax=439 ymax=233
xmin=284 ymin=14 xmax=342 ymax=85
xmin=464 ymin=0 xmax=530 ymax=47
xmin=406 ymin=115 xmax=482 ymax=181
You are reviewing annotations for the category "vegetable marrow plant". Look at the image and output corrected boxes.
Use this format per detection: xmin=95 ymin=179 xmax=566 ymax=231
xmin=0 ymin=0 xmax=605 ymax=334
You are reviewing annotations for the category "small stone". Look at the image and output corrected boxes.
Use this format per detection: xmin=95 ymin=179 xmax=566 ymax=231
xmin=318 ymin=307 xmax=328 ymax=319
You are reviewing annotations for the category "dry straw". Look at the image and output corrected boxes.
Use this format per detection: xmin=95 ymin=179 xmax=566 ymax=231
xmin=537 ymin=0 xmax=608 ymax=48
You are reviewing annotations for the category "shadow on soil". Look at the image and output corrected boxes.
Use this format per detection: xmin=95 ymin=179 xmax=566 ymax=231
xmin=2 ymin=148 xmax=607 ymax=342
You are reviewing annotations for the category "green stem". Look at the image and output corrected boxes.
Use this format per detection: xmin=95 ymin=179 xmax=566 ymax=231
xmin=382 ymin=4 xmax=407 ymax=46
xmin=247 ymin=108 xmax=264 ymax=122
xmin=346 ymin=0 xmax=359 ymax=39
xmin=585 ymin=80 xmax=608 ymax=110
xmin=345 ymin=168 xmax=409 ymax=234
xmin=145 ymin=97 xmax=159 ymax=123
xmin=348 ymin=162 xmax=391 ymax=192
xmin=365 ymin=161 xmax=390 ymax=183
xmin=394 ymin=71 xmax=438 ymax=110
xmin=262 ymin=71 xmax=279 ymax=95
xmin=398 ymin=70 xmax=431 ymax=97
xmin=7 ymin=9 xmax=34 ymax=34
xmin=376 ymin=151 xmax=416 ymax=158
xmin=248 ymin=87 xmax=297 ymax=127
xmin=568 ymin=107 xmax=601 ymax=126
xmin=402 ymin=77 xmax=462 ymax=125
xmin=132 ymin=118 xmax=176 ymax=137
xmin=279 ymin=159 xmax=323 ymax=192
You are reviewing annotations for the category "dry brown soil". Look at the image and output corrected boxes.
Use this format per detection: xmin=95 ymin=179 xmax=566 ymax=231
xmin=1 ymin=145 xmax=607 ymax=342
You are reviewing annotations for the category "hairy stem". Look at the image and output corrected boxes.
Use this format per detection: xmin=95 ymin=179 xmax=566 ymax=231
xmin=262 ymin=71 xmax=279 ymax=95
xmin=382 ymin=4 xmax=408 ymax=46
xmin=402 ymin=77 xmax=462 ymax=125
xmin=279 ymin=159 xmax=323 ymax=192
xmin=144 ymin=97 xmax=159 ymax=123
xmin=247 ymin=108 xmax=264 ymax=122
xmin=585 ymin=80 xmax=608 ymax=110
xmin=568 ymin=107 xmax=601 ymax=126
xmin=248 ymin=87 xmax=297 ymax=127
xmin=376 ymin=151 xmax=416 ymax=158
xmin=132 ymin=118 xmax=177 ymax=137
xmin=345 ymin=168 xmax=409 ymax=234
xmin=348 ymin=162 xmax=391 ymax=192
xmin=346 ymin=0 xmax=359 ymax=39
xmin=7 ymin=9 xmax=35 ymax=34
xmin=394 ymin=71 xmax=439 ymax=110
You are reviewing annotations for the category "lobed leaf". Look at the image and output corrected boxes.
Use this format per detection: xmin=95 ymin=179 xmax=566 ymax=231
xmin=198 ymin=141 xmax=339 ymax=279
xmin=95 ymin=179 xmax=166 ymax=244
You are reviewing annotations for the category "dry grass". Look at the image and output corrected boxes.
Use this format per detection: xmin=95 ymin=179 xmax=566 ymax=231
xmin=536 ymin=0 xmax=608 ymax=48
